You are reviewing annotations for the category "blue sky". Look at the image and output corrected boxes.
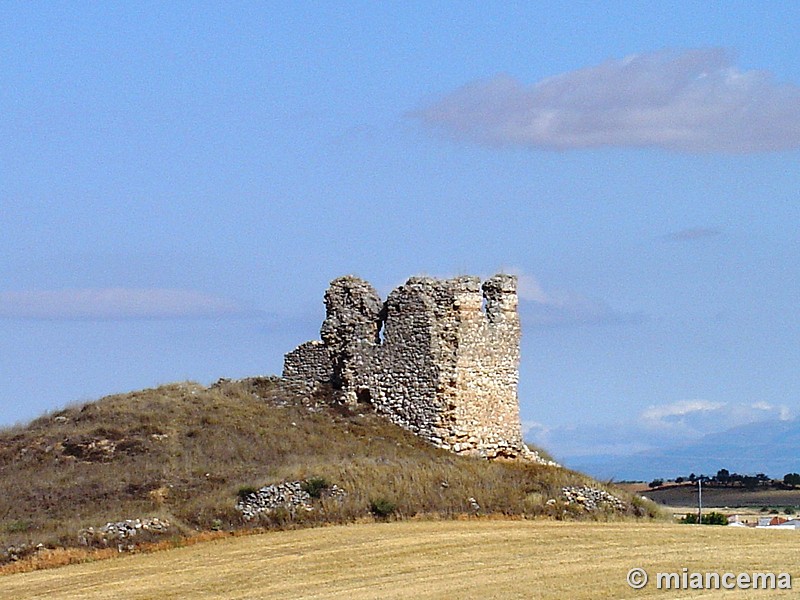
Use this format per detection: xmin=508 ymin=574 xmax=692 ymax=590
xmin=2 ymin=2 xmax=799 ymax=477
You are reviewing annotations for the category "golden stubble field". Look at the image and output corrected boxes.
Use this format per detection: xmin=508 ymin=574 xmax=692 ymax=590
xmin=2 ymin=520 xmax=798 ymax=599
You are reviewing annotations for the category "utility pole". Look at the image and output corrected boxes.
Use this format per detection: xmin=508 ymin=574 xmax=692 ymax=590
xmin=697 ymin=476 xmax=703 ymax=524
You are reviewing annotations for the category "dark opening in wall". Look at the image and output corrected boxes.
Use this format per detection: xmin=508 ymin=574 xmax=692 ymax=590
xmin=356 ymin=388 xmax=372 ymax=404
xmin=375 ymin=304 xmax=388 ymax=344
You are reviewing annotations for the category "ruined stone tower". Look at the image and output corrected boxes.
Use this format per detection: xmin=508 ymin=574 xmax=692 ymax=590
xmin=283 ymin=274 xmax=531 ymax=459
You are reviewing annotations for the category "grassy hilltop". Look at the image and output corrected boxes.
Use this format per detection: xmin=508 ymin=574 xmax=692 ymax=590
xmin=0 ymin=377 xmax=659 ymax=571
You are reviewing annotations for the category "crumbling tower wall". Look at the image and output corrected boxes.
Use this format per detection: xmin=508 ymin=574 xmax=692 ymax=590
xmin=283 ymin=273 xmax=529 ymax=459
xmin=447 ymin=274 xmax=523 ymax=454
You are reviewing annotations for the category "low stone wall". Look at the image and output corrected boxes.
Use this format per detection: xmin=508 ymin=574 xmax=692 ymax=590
xmin=78 ymin=517 xmax=172 ymax=550
xmin=561 ymin=486 xmax=626 ymax=511
xmin=236 ymin=480 xmax=346 ymax=520
xmin=2 ymin=543 xmax=45 ymax=562
xmin=282 ymin=341 xmax=334 ymax=389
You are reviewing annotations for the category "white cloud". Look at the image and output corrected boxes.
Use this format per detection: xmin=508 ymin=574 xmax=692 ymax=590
xmin=531 ymin=421 xmax=665 ymax=459
xmin=0 ymin=288 xmax=258 ymax=320
xmin=413 ymin=48 xmax=800 ymax=153
xmin=521 ymin=420 xmax=551 ymax=443
xmin=537 ymin=400 xmax=795 ymax=464
xmin=506 ymin=267 xmax=639 ymax=327
xmin=642 ymin=399 xmax=725 ymax=424
xmin=639 ymin=399 xmax=793 ymax=437
xmin=749 ymin=402 xmax=792 ymax=421
xmin=514 ymin=273 xmax=549 ymax=304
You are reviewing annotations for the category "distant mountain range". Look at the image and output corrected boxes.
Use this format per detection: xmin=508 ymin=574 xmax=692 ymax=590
xmin=565 ymin=419 xmax=800 ymax=481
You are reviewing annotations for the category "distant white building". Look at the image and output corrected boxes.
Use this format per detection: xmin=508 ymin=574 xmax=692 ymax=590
xmin=756 ymin=516 xmax=796 ymax=529
xmin=780 ymin=519 xmax=800 ymax=529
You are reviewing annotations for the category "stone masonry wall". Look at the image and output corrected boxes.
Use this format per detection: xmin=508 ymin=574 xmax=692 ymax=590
xmin=283 ymin=341 xmax=333 ymax=389
xmin=448 ymin=275 xmax=524 ymax=455
xmin=283 ymin=273 xmax=530 ymax=459
xmin=356 ymin=277 xmax=450 ymax=444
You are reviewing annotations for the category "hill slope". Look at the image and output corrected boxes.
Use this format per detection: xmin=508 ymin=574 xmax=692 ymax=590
xmin=0 ymin=377 xmax=656 ymax=566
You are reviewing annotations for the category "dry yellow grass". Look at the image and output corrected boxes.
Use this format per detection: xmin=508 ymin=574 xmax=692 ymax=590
xmin=2 ymin=520 xmax=798 ymax=599
xmin=1 ymin=378 xmax=658 ymax=563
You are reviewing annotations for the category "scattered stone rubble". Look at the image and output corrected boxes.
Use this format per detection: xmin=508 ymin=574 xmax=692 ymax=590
xmin=78 ymin=517 xmax=171 ymax=548
xmin=526 ymin=449 xmax=560 ymax=468
xmin=2 ymin=543 xmax=45 ymax=562
xmin=561 ymin=486 xmax=627 ymax=512
xmin=236 ymin=480 xmax=346 ymax=520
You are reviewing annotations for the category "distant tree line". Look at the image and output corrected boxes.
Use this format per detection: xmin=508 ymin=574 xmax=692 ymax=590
xmin=649 ymin=470 xmax=800 ymax=490
xmin=783 ymin=473 xmax=800 ymax=487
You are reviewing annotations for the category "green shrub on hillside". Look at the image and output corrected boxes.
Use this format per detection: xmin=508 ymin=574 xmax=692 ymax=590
xmin=301 ymin=477 xmax=330 ymax=499
xmin=369 ymin=498 xmax=397 ymax=519
xmin=4 ymin=520 xmax=32 ymax=534
xmin=237 ymin=486 xmax=258 ymax=500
